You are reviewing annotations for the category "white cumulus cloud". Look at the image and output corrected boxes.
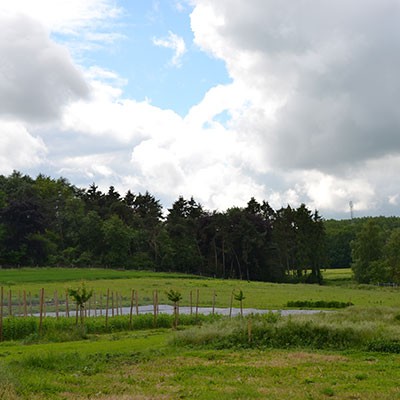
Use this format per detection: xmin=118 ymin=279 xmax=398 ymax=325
xmin=153 ymin=31 xmax=187 ymax=67
xmin=0 ymin=121 xmax=47 ymax=175
xmin=0 ymin=0 xmax=121 ymax=36
xmin=0 ymin=14 xmax=89 ymax=122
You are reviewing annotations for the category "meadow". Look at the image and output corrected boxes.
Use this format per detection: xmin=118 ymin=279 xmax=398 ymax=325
xmin=1 ymin=267 xmax=400 ymax=399
xmin=1 ymin=267 xmax=399 ymax=310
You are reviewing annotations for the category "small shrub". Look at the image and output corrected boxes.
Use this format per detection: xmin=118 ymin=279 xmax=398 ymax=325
xmin=286 ymin=300 xmax=354 ymax=309
xmin=321 ymin=387 xmax=335 ymax=397
xmin=367 ymin=339 xmax=400 ymax=353
xmin=233 ymin=289 xmax=245 ymax=317
xmin=355 ymin=373 xmax=368 ymax=381
xmin=166 ymin=289 xmax=182 ymax=328
xmin=68 ymin=282 xmax=93 ymax=327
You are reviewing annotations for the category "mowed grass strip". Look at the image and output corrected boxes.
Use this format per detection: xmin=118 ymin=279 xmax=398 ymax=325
xmin=0 ymin=268 xmax=200 ymax=284
xmin=1 ymin=267 xmax=399 ymax=310
xmin=2 ymin=330 xmax=400 ymax=399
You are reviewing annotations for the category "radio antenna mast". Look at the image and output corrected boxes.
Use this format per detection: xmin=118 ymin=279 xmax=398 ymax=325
xmin=349 ymin=201 xmax=354 ymax=220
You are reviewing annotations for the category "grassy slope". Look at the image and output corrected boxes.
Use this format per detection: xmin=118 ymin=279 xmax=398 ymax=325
xmin=0 ymin=267 xmax=399 ymax=309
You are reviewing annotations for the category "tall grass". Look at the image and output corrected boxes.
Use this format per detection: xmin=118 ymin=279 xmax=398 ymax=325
xmin=172 ymin=307 xmax=400 ymax=353
xmin=1 ymin=313 xmax=220 ymax=342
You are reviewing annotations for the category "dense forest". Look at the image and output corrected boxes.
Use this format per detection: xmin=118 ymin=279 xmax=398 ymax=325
xmin=0 ymin=172 xmax=325 ymax=283
xmin=325 ymin=217 xmax=400 ymax=284
xmin=1 ymin=171 xmax=400 ymax=284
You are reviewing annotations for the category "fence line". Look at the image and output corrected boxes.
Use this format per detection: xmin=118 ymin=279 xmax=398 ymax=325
xmin=0 ymin=285 xmax=262 ymax=342
xmin=0 ymin=287 xmax=246 ymax=325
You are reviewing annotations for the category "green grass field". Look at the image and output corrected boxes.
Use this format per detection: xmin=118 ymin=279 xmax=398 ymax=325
xmin=0 ymin=267 xmax=398 ymax=309
xmin=2 ymin=328 xmax=400 ymax=399
xmin=1 ymin=267 xmax=400 ymax=399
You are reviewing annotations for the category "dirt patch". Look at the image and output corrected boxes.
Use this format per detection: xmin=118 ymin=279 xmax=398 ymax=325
xmin=0 ymin=384 xmax=19 ymax=400
xmin=236 ymin=350 xmax=348 ymax=368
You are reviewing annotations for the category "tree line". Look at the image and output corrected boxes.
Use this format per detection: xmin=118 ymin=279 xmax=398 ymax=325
xmin=350 ymin=219 xmax=400 ymax=284
xmin=324 ymin=216 xmax=400 ymax=283
xmin=0 ymin=171 xmax=325 ymax=283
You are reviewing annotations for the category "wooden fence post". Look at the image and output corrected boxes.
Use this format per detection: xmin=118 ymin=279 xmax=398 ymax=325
xmin=153 ymin=290 xmax=158 ymax=327
xmin=212 ymin=290 xmax=216 ymax=315
xmin=196 ymin=289 xmax=199 ymax=320
xmin=8 ymin=289 xmax=12 ymax=317
xmin=135 ymin=290 xmax=139 ymax=316
xmin=39 ymin=288 xmax=44 ymax=335
xmin=29 ymin=292 xmax=33 ymax=317
xmin=190 ymin=291 xmax=193 ymax=315
xmin=23 ymin=290 xmax=27 ymax=317
xmin=18 ymin=291 xmax=21 ymax=316
xmin=105 ymin=289 xmax=110 ymax=329
xmin=55 ymin=290 xmax=59 ymax=319
xmin=129 ymin=290 xmax=134 ymax=329
xmin=44 ymin=294 xmax=47 ymax=318
xmin=65 ymin=290 xmax=70 ymax=318
xmin=229 ymin=291 xmax=233 ymax=318
xmin=156 ymin=290 xmax=159 ymax=316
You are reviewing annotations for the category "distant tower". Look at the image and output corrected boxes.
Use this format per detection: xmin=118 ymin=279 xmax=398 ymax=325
xmin=349 ymin=201 xmax=354 ymax=220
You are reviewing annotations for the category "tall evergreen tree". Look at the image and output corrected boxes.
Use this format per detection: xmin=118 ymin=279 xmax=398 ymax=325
xmin=351 ymin=220 xmax=384 ymax=283
xmin=166 ymin=196 xmax=205 ymax=274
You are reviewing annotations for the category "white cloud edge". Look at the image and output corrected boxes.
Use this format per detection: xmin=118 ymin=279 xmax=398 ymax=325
xmin=153 ymin=31 xmax=187 ymax=67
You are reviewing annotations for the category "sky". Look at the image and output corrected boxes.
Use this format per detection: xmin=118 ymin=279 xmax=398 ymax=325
xmin=1 ymin=0 xmax=400 ymax=219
